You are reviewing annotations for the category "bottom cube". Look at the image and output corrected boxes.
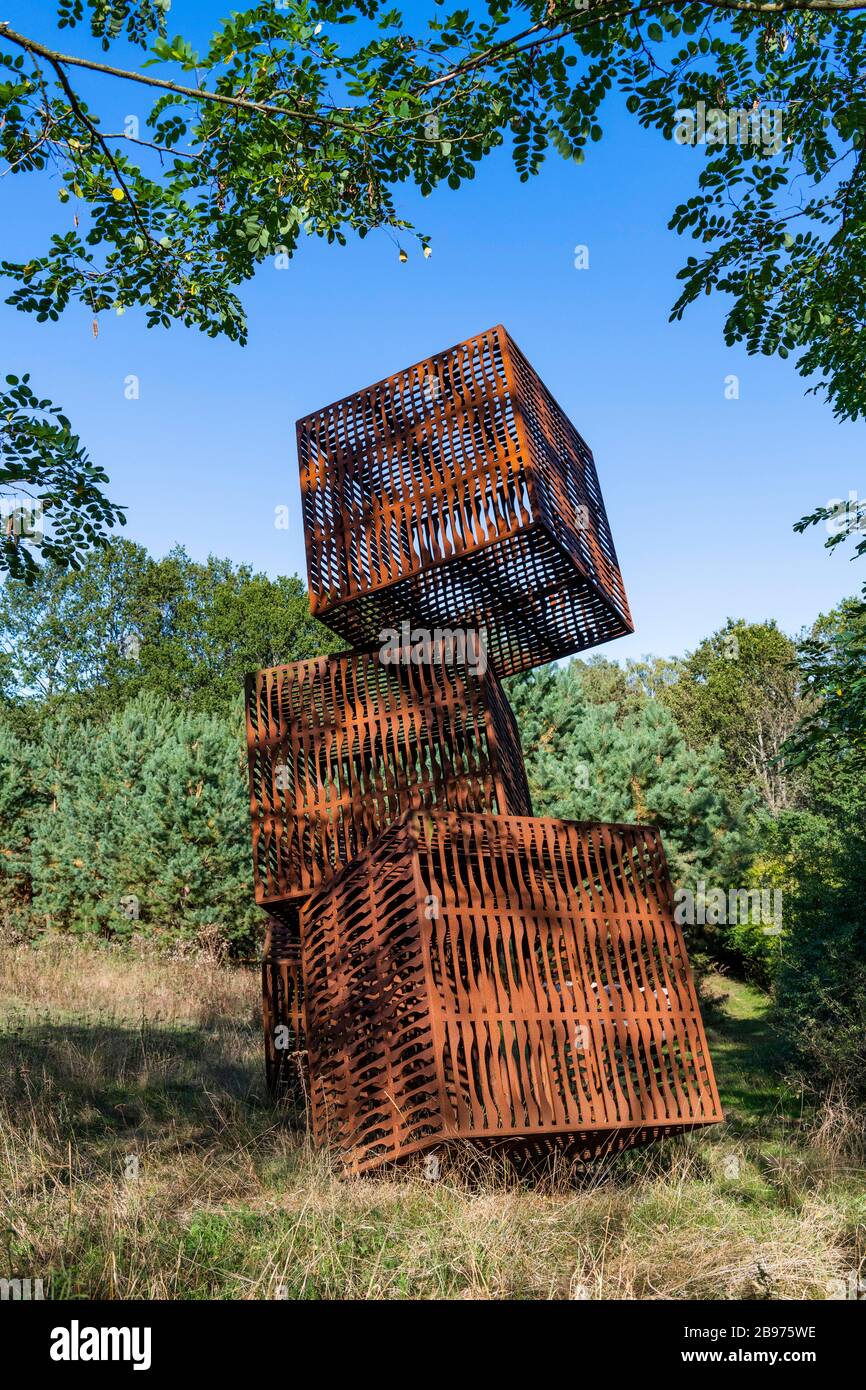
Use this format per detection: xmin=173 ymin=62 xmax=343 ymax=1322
xmin=302 ymin=811 xmax=723 ymax=1172
xmin=261 ymin=915 xmax=306 ymax=1104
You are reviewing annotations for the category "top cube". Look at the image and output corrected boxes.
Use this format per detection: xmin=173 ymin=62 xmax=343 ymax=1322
xmin=297 ymin=325 xmax=633 ymax=677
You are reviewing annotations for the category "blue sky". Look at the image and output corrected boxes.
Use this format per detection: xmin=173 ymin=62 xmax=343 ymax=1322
xmin=2 ymin=1 xmax=863 ymax=661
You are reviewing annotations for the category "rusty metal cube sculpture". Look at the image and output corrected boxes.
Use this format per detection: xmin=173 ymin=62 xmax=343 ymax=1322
xmin=246 ymin=645 xmax=531 ymax=915
xmin=261 ymin=916 xmax=306 ymax=1102
xmin=301 ymin=811 xmax=722 ymax=1173
xmin=297 ymin=325 xmax=633 ymax=677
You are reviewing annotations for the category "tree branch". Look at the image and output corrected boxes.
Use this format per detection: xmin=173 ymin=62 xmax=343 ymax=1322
xmin=417 ymin=0 xmax=862 ymax=97
xmin=98 ymin=131 xmax=202 ymax=160
xmin=0 ymin=23 xmax=368 ymax=136
xmin=38 ymin=46 xmax=160 ymax=250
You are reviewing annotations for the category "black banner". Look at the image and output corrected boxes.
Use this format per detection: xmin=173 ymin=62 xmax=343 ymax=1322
xmin=1 ymin=1296 xmax=858 ymax=1375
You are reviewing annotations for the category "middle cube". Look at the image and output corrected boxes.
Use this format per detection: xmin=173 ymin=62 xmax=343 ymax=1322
xmin=245 ymin=644 xmax=531 ymax=913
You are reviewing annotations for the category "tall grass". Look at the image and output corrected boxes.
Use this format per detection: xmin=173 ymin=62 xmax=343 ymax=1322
xmin=0 ymin=938 xmax=862 ymax=1300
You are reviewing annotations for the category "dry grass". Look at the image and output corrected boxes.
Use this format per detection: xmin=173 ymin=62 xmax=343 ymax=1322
xmin=1 ymin=937 xmax=863 ymax=1300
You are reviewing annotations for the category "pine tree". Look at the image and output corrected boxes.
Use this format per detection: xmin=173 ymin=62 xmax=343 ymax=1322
xmin=27 ymin=694 xmax=259 ymax=953
xmin=0 ymin=715 xmax=40 ymax=929
xmin=507 ymin=662 xmax=751 ymax=887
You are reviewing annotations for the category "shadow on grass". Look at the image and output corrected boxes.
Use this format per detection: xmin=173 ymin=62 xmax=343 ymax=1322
xmin=0 ymin=1016 xmax=282 ymax=1160
xmin=0 ymin=975 xmax=808 ymax=1197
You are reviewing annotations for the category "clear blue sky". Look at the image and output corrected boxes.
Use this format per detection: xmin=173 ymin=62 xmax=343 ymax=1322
xmin=3 ymin=1 xmax=863 ymax=661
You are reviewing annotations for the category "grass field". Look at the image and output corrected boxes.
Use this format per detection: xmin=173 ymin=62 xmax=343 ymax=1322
xmin=1 ymin=937 xmax=863 ymax=1300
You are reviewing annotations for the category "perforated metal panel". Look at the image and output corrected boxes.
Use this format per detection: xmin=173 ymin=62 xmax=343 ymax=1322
xmin=262 ymin=915 xmax=306 ymax=1103
xmin=301 ymin=812 xmax=723 ymax=1173
xmin=245 ymin=645 xmax=531 ymax=911
xmin=297 ymin=325 xmax=632 ymax=676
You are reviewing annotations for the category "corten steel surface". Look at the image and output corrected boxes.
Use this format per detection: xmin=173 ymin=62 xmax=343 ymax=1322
xmin=301 ymin=812 xmax=723 ymax=1173
xmin=245 ymin=645 xmax=531 ymax=911
xmin=297 ymin=325 xmax=633 ymax=677
xmin=262 ymin=915 xmax=307 ymax=1103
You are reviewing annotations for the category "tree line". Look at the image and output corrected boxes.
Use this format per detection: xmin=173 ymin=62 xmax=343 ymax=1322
xmin=1 ymin=536 xmax=863 ymax=1104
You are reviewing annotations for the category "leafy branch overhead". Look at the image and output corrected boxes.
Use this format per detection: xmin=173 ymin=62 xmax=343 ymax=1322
xmin=0 ymin=374 xmax=125 ymax=580
xmin=0 ymin=0 xmax=864 ymax=417
xmin=787 ymin=503 xmax=866 ymax=766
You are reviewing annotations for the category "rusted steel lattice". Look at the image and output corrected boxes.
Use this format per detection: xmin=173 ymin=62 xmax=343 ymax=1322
xmin=301 ymin=812 xmax=723 ymax=1173
xmin=246 ymin=645 xmax=531 ymax=913
xmin=297 ymin=325 xmax=633 ymax=677
xmin=245 ymin=325 xmax=719 ymax=1165
xmin=261 ymin=916 xmax=307 ymax=1102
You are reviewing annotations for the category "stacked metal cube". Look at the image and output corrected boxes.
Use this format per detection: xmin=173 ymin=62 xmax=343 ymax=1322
xmin=246 ymin=325 xmax=722 ymax=1171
